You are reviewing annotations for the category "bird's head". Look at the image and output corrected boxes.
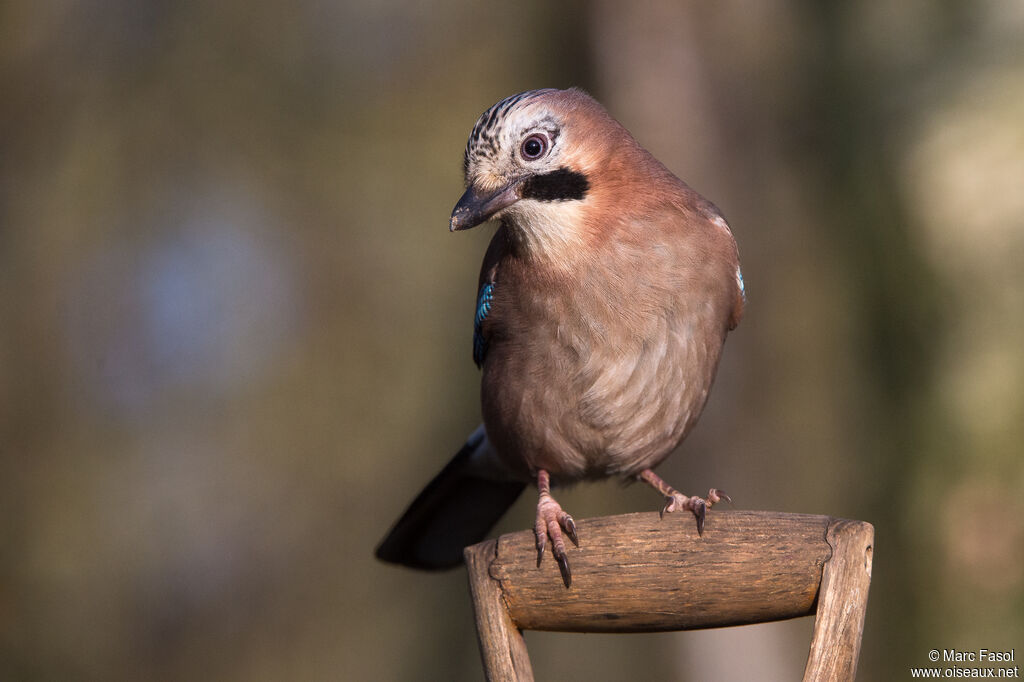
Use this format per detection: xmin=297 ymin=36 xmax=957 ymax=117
xmin=450 ymin=88 xmax=633 ymax=259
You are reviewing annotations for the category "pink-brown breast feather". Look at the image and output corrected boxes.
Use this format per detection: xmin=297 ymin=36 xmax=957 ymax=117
xmin=479 ymin=184 xmax=740 ymax=483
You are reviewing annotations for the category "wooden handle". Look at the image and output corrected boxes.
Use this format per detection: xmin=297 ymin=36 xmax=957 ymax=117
xmin=466 ymin=510 xmax=874 ymax=682
xmin=476 ymin=510 xmax=833 ymax=632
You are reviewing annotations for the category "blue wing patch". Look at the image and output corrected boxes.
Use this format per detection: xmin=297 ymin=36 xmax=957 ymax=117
xmin=473 ymin=282 xmax=495 ymax=368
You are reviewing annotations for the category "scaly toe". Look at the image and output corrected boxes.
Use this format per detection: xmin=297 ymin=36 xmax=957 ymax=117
xmin=534 ymin=514 xmax=548 ymax=567
xmin=662 ymin=491 xmax=689 ymax=515
xmin=535 ymin=495 xmax=578 ymax=588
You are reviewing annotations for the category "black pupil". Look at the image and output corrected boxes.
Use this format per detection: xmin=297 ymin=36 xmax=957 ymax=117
xmin=524 ymin=137 xmax=543 ymax=158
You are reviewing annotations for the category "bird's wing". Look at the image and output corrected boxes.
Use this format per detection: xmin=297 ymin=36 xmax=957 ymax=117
xmin=691 ymin=197 xmax=745 ymax=331
xmin=729 ymin=263 xmax=745 ymax=330
xmin=472 ymin=227 xmax=508 ymax=368
xmin=473 ymin=281 xmax=494 ymax=368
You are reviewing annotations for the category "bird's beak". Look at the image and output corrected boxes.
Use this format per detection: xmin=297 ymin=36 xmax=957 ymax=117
xmin=449 ymin=180 xmax=522 ymax=231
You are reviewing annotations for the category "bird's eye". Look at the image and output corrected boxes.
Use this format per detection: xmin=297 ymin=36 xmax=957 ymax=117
xmin=520 ymin=134 xmax=549 ymax=161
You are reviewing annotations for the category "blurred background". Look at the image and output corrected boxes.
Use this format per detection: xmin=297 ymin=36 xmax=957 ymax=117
xmin=2 ymin=1 xmax=1022 ymax=679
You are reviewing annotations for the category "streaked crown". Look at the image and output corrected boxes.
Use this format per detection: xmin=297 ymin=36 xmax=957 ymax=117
xmin=463 ymin=89 xmax=558 ymax=176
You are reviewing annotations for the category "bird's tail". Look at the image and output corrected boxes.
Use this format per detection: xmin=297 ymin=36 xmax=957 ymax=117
xmin=375 ymin=428 xmax=526 ymax=570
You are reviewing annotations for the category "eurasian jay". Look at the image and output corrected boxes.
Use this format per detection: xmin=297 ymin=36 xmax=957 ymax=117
xmin=376 ymin=88 xmax=745 ymax=587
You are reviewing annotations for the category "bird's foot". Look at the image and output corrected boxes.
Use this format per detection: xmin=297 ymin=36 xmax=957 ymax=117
xmin=661 ymin=488 xmax=731 ymax=536
xmin=639 ymin=469 xmax=730 ymax=537
xmin=534 ymin=470 xmax=578 ymax=588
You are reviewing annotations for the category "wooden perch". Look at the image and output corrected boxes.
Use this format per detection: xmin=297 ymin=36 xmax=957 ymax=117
xmin=464 ymin=510 xmax=873 ymax=682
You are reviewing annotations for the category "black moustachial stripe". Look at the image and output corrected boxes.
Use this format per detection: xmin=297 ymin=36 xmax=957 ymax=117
xmin=520 ymin=167 xmax=589 ymax=202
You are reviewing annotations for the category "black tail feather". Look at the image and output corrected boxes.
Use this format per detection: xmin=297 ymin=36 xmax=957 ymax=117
xmin=375 ymin=440 xmax=525 ymax=569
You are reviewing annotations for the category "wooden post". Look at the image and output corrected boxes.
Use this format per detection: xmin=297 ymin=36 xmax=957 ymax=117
xmin=464 ymin=510 xmax=873 ymax=681
xmin=804 ymin=519 xmax=874 ymax=681
xmin=465 ymin=539 xmax=534 ymax=682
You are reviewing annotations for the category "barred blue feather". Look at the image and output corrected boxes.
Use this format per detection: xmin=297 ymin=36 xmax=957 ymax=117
xmin=473 ymin=282 xmax=495 ymax=367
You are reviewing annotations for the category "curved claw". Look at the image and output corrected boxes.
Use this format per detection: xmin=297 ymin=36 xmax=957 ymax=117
xmin=693 ymin=498 xmax=707 ymax=537
xmin=554 ymin=547 xmax=572 ymax=588
xmin=709 ymin=488 xmax=732 ymax=506
xmin=564 ymin=516 xmax=579 ymax=547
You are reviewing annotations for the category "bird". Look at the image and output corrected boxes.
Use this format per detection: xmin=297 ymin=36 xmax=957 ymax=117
xmin=376 ymin=87 xmax=744 ymax=588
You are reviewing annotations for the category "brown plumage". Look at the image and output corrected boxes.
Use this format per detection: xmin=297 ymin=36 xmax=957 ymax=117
xmin=377 ymin=88 xmax=744 ymax=587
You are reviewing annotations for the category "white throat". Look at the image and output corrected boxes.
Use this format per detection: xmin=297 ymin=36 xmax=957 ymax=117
xmin=504 ymin=199 xmax=589 ymax=264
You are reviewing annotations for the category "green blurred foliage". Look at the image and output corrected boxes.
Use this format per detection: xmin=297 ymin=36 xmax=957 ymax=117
xmin=1 ymin=1 xmax=1021 ymax=680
